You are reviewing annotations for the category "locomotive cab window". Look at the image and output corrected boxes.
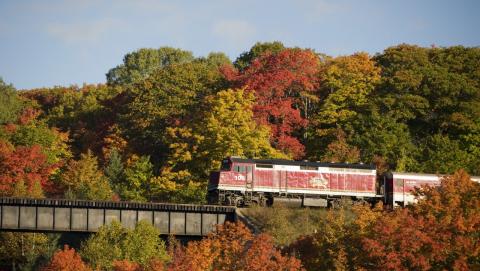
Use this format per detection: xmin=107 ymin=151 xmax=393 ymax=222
xmin=221 ymin=159 xmax=232 ymax=171
xmin=234 ymin=165 xmax=247 ymax=173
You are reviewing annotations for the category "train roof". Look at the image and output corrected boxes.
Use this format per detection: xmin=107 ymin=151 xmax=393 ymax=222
xmin=228 ymin=157 xmax=376 ymax=170
xmin=388 ymin=172 xmax=480 ymax=183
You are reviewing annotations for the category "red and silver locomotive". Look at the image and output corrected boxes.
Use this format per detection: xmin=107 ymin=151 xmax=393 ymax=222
xmin=208 ymin=157 xmax=480 ymax=207
xmin=207 ymin=157 xmax=380 ymax=207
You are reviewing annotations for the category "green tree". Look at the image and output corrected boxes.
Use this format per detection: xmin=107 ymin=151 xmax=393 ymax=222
xmin=0 ymin=78 xmax=24 ymax=124
xmin=351 ymin=112 xmax=416 ymax=171
xmin=234 ymin=41 xmax=286 ymax=70
xmin=80 ymin=221 xmax=168 ymax=270
xmin=118 ymin=155 xmax=154 ymax=202
xmin=104 ymin=148 xmax=125 ymax=189
xmin=372 ymin=44 xmax=480 ymax=173
xmin=0 ymin=232 xmax=58 ymax=271
xmin=60 ymin=151 xmax=113 ymax=200
xmin=106 ymin=47 xmax=194 ymax=85
xmin=120 ymin=60 xmax=225 ymax=160
xmin=8 ymin=121 xmax=71 ymax=164
xmin=415 ymin=134 xmax=473 ymax=174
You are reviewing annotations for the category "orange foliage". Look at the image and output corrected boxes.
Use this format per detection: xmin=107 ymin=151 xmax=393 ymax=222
xmin=0 ymin=141 xmax=58 ymax=195
xmin=41 ymin=245 xmax=91 ymax=271
xmin=18 ymin=108 xmax=41 ymax=125
xmin=113 ymin=260 xmax=142 ymax=271
xmin=167 ymin=222 xmax=303 ymax=271
xmin=362 ymin=170 xmax=480 ymax=270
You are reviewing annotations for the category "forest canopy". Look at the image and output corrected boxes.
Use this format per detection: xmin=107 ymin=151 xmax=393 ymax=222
xmin=0 ymin=42 xmax=479 ymax=203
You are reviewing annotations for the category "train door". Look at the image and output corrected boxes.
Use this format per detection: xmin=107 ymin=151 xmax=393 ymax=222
xmin=246 ymin=165 xmax=253 ymax=190
xmin=279 ymin=170 xmax=287 ymax=192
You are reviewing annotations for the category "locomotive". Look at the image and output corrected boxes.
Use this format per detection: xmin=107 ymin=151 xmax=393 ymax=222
xmin=207 ymin=157 xmax=480 ymax=207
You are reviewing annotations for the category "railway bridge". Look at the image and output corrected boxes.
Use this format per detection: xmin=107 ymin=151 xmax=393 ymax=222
xmin=0 ymin=198 xmax=236 ymax=236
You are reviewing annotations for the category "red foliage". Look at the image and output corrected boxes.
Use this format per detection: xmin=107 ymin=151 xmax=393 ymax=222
xmin=0 ymin=141 xmax=58 ymax=194
xmin=224 ymin=49 xmax=320 ymax=158
xmin=41 ymin=245 xmax=91 ymax=271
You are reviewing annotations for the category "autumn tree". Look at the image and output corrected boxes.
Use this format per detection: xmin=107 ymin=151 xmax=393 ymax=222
xmin=225 ymin=48 xmax=321 ymax=158
xmin=21 ymin=84 xmax=121 ymax=157
xmin=60 ymin=150 xmax=113 ymax=200
xmin=119 ymin=58 xmax=226 ymax=160
xmin=307 ymin=52 xmax=380 ymax=163
xmin=320 ymin=129 xmax=360 ymax=163
xmin=286 ymin=204 xmax=383 ymax=271
xmin=315 ymin=52 xmax=380 ymax=129
xmin=362 ymin=170 xmax=480 ymax=270
xmin=42 ymin=245 xmax=92 ymax=271
xmin=168 ymin=222 xmax=303 ymax=271
xmin=159 ymin=89 xmax=285 ymax=202
xmin=0 ymin=141 xmax=57 ymax=196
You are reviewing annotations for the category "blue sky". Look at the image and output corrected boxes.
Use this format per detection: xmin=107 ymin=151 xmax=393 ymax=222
xmin=0 ymin=0 xmax=479 ymax=89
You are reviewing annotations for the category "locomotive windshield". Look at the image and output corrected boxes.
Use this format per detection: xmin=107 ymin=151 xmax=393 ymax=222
xmin=220 ymin=159 xmax=231 ymax=171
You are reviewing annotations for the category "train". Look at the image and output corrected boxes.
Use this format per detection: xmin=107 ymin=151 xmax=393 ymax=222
xmin=207 ymin=157 xmax=480 ymax=207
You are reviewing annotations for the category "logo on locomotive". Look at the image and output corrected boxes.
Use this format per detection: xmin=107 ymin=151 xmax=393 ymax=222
xmin=309 ymin=176 xmax=329 ymax=189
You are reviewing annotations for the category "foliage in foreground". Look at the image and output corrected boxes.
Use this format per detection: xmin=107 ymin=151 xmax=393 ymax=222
xmin=287 ymin=170 xmax=480 ymax=271
xmin=39 ymin=221 xmax=302 ymax=271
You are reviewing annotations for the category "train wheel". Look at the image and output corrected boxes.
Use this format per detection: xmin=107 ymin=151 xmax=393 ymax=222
xmin=235 ymin=198 xmax=244 ymax=207
xmin=329 ymin=199 xmax=341 ymax=209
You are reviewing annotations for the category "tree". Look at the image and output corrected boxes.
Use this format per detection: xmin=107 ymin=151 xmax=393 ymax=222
xmin=120 ymin=59 xmax=226 ymax=160
xmin=106 ymin=47 xmax=195 ymax=86
xmin=0 ymin=78 xmax=24 ymax=124
xmin=42 ymin=245 xmax=92 ymax=271
xmin=104 ymin=148 xmax=125 ymax=193
xmin=315 ymin=52 xmax=380 ymax=128
xmin=7 ymin=120 xmax=71 ymax=164
xmin=0 ymin=232 xmax=57 ymax=271
xmin=350 ymin=112 xmax=417 ymax=171
xmin=362 ymin=170 xmax=480 ymax=270
xmin=81 ymin=221 xmax=168 ymax=270
xmin=0 ymin=141 xmax=57 ymax=196
xmin=286 ymin=204 xmax=383 ymax=271
xmin=116 ymin=155 xmax=154 ymax=202
xmin=415 ymin=134 xmax=474 ymax=174
xmin=159 ymin=89 xmax=286 ymax=202
xmin=168 ymin=222 xmax=303 ymax=271
xmin=225 ymin=48 xmax=321 ymax=158
xmin=60 ymin=150 xmax=113 ymax=200
xmin=234 ymin=41 xmax=286 ymax=70
xmin=372 ymin=45 xmax=480 ymax=173
xmin=320 ymin=129 xmax=360 ymax=163
xmin=21 ymin=84 xmax=122 ymax=158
